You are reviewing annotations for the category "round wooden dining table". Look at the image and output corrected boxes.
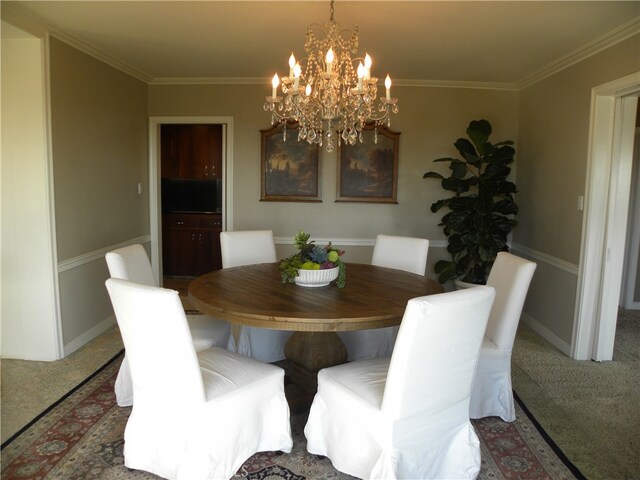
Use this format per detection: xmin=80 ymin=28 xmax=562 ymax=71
xmin=189 ymin=262 xmax=443 ymax=402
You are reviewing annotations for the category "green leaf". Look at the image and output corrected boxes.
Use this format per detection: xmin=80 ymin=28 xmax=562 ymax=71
xmin=493 ymin=199 xmax=519 ymax=215
xmin=433 ymin=157 xmax=459 ymax=163
xmin=431 ymin=199 xmax=450 ymax=213
xmin=493 ymin=140 xmax=515 ymax=147
xmin=434 ymin=259 xmax=450 ymax=274
xmin=442 ymin=176 xmax=465 ymax=193
xmin=496 ymin=181 xmax=517 ymax=194
xmin=423 ymin=171 xmax=444 ymax=180
xmin=467 ymin=120 xmax=491 ymax=150
xmin=454 ymin=138 xmax=479 ymax=163
xmin=451 ymin=159 xmax=467 ymax=179
xmin=434 ymin=260 xmax=458 ymax=284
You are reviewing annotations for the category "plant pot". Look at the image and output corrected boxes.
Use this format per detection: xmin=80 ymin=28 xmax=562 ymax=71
xmin=294 ymin=267 xmax=340 ymax=288
xmin=454 ymin=279 xmax=481 ymax=290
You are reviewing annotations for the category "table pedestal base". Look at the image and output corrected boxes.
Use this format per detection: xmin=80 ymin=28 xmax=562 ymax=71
xmin=283 ymin=331 xmax=347 ymax=407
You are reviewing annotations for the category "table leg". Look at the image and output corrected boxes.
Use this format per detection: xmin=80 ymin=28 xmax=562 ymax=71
xmin=283 ymin=331 xmax=348 ymax=406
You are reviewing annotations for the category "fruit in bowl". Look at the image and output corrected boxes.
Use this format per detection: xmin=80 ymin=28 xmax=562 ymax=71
xmin=279 ymin=230 xmax=346 ymax=288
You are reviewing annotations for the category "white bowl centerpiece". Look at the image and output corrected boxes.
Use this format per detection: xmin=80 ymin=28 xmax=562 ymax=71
xmin=279 ymin=230 xmax=346 ymax=288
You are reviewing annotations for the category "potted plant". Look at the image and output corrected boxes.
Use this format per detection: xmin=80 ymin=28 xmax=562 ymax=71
xmin=423 ymin=119 xmax=518 ymax=285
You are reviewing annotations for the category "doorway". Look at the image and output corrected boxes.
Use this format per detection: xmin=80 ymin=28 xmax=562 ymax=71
xmin=573 ymin=73 xmax=640 ymax=361
xmin=621 ymin=121 xmax=640 ymax=310
xmin=148 ymin=116 xmax=234 ymax=283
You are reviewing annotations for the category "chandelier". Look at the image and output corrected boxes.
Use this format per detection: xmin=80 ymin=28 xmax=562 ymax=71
xmin=263 ymin=0 xmax=398 ymax=152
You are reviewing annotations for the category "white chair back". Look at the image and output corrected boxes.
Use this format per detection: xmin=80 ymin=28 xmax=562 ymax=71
xmin=371 ymin=234 xmax=429 ymax=276
xmin=382 ymin=286 xmax=495 ymax=420
xmin=106 ymin=244 xmax=156 ymax=286
xmin=219 ymin=229 xmax=288 ymax=361
xmin=220 ymin=230 xmax=277 ymax=268
xmin=484 ymin=252 xmax=537 ymax=351
xmin=105 ymin=278 xmax=205 ymax=407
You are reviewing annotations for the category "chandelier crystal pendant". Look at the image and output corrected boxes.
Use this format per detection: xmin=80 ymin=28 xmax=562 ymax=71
xmin=263 ymin=0 xmax=398 ymax=152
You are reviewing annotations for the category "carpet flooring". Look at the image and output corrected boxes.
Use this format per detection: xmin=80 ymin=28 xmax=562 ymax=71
xmin=1 ymin=352 xmax=583 ymax=480
xmin=511 ymin=310 xmax=640 ymax=480
xmin=2 ymin=292 xmax=637 ymax=479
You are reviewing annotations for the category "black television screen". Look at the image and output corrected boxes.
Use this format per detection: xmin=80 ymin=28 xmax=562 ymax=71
xmin=161 ymin=178 xmax=220 ymax=213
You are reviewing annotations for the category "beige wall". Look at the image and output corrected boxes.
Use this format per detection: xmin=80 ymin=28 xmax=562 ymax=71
xmin=149 ymin=83 xmax=518 ymax=248
xmin=50 ymin=38 xmax=149 ymax=260
xmin=515 ymin=34 xmax=640 ymax=345
xmin=49 ymin=37 xmax=149 ymax=347
xmin=516 ymin=35 xmax=640 ymax=262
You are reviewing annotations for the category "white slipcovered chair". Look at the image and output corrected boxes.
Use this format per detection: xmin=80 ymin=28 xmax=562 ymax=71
xmin=338 ymin=234 xmax=429 ymax=361
xmin=305 ymin=286 xmax=495 ymax=480
xmin=470 ymin=251 xmax=537 ymax=422
xmin=106 ymin=244 xmax=230 ymax=407
xmin=105 ymin=278 xmax=292 ymax=480
xmin=220 ymin=230 xmax=292 ymax=362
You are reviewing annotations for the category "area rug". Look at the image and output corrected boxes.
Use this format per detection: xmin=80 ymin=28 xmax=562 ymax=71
xmin=1 ymin=352 xmax=585 ymax=480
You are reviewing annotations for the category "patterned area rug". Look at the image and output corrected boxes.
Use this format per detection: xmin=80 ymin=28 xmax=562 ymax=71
xmin=1 ymin=353 xmax=585 ymax=480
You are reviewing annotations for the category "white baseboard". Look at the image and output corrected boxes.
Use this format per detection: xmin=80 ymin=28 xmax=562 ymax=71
xmin=63 ymin=314 xmax=117 ymax=357
xmin=520 ymin=312 xmax=572 ymax=356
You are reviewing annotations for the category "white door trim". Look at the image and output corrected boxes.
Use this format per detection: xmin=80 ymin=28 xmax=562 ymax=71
xmin=148 ymin=116 xmax=234 ymax=282
xmin=573 ymin=72 xmax=640 ymax=361
xmin=623 ymin=128 xmax=640 ymax=310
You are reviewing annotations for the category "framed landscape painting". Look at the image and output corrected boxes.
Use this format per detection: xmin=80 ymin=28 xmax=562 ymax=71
xmin=260 ymin=123 xmax=321 ymax=202
xmin=337 ymin=125 xmax=400 ymax=203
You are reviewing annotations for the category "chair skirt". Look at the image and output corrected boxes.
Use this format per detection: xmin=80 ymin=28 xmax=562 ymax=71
xmin=337 ymin=326 xmax=398 ymax=361
xmin=228 ymin=326 xmax=292 ymax=363
xmin=469 ymin=339 xmax=516 ymax=421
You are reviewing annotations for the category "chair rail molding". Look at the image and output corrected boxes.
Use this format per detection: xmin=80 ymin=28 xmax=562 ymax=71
xmin=57 ymin=235 xmax=151 ymax=272
xmin=510 ymin=243 xmax=579 ymax=276
xmin=274 ymin=237 xmax=447 ymax=249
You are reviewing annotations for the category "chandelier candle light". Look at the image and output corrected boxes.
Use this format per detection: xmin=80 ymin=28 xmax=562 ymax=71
xmin=263 ymin=0 xmax=398 ymax=152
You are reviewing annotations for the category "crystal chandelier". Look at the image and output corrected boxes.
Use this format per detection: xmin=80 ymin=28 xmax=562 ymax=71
xmin=263 ymin=0 xmax=398 ymax=152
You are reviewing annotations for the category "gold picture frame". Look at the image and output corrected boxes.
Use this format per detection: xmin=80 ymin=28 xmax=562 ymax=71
xmin=337 ymin=124 xmax=400 ymax=203
xmin=260 ymin=123 xmax=321 ymax=202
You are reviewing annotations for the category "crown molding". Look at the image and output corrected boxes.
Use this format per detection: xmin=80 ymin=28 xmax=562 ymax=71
xmin=149 ymin=77 xmax=267 ymax=85
xmin=516 ymin=16 xmax=640 ymax=90
xmin=49 ymin=30 xmax=152 ymax=83
xmin=1 ymin=2 xmax=48 ymax=37
xmin=392 ymin=78 xmax=517 ymax=91
xmin=1 ymin=3 xmax=151 ymax=83
xmin=150 ymin=75 xmax=517 ymax=91
xmin=4 ymin=2 xmax=637 ymax=92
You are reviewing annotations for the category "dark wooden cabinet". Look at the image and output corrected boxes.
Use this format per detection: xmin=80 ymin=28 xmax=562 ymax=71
xmin=162 ymin=213 xmax=222 ymax=276
xmin=161 ymin=123 xmax=224 ymax=277
xmin=161 ymin=124 xmax=222 ymax=180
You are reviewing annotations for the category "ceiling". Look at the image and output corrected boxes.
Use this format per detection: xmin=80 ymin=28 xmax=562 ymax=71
xmin=3 ymin=1 xmax=639 ymax=87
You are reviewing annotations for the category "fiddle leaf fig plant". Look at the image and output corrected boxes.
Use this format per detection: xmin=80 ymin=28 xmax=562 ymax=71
xmin=423 ymin=119 xmax=518 ymax=284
